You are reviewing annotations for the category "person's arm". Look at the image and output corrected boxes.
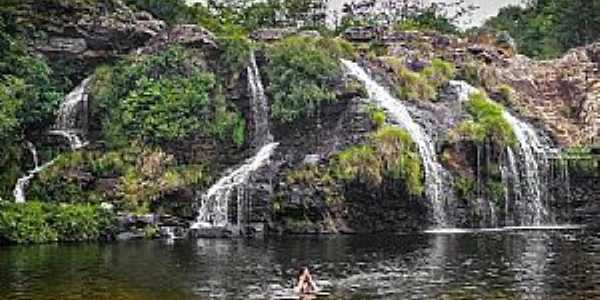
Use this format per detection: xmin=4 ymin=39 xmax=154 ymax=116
xmin=307 ymin=274 xmax=318 ymax=291
xmin=294 ymin=275 xmax=304 ymax=294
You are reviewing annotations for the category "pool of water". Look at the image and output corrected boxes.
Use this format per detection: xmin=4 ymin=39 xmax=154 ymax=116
xmin=1 ymin=227 xmax=599 ymax=300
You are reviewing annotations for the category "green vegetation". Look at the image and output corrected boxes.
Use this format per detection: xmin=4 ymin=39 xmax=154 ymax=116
xmin=340 ymin=2 xmax=464 ymax=35
xmin=28 ymin=146 xmax=208 ymax=214
xmin=0 ymin=201 xmax=117 ymax=244
xmin=483 ymin=0 xmax=600 ymax=58
xmin=286 ymin=165 xmax=344 ymax=205
xmin=495 ymin=84 xmax=515 ymax=107
xmin=0 ymin=13 xmax=65 ymax=199
xmin=333 ymin=126 xmax=424 ymax=196
xmin=266 ymin=36 xmax=353 ymax=123
xmin=393 ymin=7 xmax=459 ymax=34
xmin=369 ymin=108 xmax=386 ymax=129
xmin=382 ymin=57 xmax=454 ymax=102
xmin=90 ymin=46 xmax=245 ymax=147
xmin=451 ymin=92 xmax=516 ymax=148
xmin=454 ymin=176 xmax=475 ymax=200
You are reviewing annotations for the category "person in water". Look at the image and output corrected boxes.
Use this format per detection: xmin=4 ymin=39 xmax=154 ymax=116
xmin=295 ymin=267 xmax=318 ymax=294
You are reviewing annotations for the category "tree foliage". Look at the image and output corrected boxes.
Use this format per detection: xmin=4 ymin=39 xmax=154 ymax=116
xmin=90 ymin=46 xmax=245 ymax=146
xmin=483 ymin=0 xmax=600 ymax=58
xmin=0 ymin=201 xmax=117 ymax=244
xmin=266 ymin=36 xmax=352 ymax=123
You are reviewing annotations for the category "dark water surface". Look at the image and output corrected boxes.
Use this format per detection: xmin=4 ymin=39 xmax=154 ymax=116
xmin=1 ymin=228 xmax=599 ymax=300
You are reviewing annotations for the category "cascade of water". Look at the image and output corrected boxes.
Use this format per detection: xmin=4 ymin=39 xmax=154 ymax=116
xmin=192 ymin=143 xmax=278 ymax=228
xmin=48 ymin=130 xmax=87 ymax=150
xmin=247 ymin=51 xmax=273 ymax=147
xmin=13 ymin=78 xmax=91 ymax=203
xmin=13 ymin=142 xmax=57 ymax=203
xmin=192 ymin=52 xmax=278 ymax=229
xmin=25 ymin=141 xmax=39 ymax=168
xmin=52 ymin=77 xmax=91 ymax=150
xmin=449 ymin=80 xmax=553 ymax=226
xmin=502 ymin=112 xmax=551 ymax=225
xmin=341 ymin=59 xmax=449 ymax=227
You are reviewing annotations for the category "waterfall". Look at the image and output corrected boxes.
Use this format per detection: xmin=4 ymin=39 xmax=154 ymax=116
xmin=448 ymin=80 xmax=554 ymax=226
xmin=502 ymin=112 xmax=551 ymax=225
xmin=12 ymin=78 xmax=91 ymax=203
xmin=192 ymin=143 xmax=278 ymax=228
xmin=341 ymin=59 xmax=449 ymax=227
xmin=50 ymin=77 xmax=91 ymax=150
xmin=247 ymin=51 xmax=273 ymax=147
xmin=13 ymin=142 xmax=57 ymax=203
xmin=192 ymin=52 xmax=278 ymax=230
xmin=501 ymin=148 xmax=522 ymax=226
xmin=25 ymin=141 xmax=39 ymax=168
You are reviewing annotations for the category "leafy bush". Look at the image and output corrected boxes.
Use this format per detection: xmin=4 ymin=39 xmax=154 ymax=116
xmin=332 ymin=126 xmax=424 ymax=196
xmin=452 ymin=92 xmax=516 ymax=147
xmin=218 ymin=33 xmax=253 ymax=77
xmin=0 ymin=202 xmax=117 ymax=244
xmin=369 ymin=108 xmax=386 ymax=128
xmin=334 ymin=145 xmax=383 ymax=186
xmin=422 ymin=58 xmax=456 ymax=88
xmin=382 ymin=57 xmax=454 ymax=103
xmin=455 ymin=176 xmax=475 ymax=200
xmin=90 ymin=46 xmax=245 ymax=147
xmin=0 ymin=18 xmax=63 ymax=144
xmin=266 ymin=36 xmax=352 ymax=123
xmin=382 ymin=57 xmax=435 ymax=102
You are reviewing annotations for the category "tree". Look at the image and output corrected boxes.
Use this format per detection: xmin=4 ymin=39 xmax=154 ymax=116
xmin=483 ymin=0 xmax=600 ymax=58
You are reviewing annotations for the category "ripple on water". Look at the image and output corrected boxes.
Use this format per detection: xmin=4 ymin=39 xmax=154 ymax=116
xmin=0 ymin=230 xmax=599 ymax=299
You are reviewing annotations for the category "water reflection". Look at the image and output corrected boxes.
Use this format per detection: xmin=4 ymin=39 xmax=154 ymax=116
xmin=0 ymin=229 xmax=599 ymax=299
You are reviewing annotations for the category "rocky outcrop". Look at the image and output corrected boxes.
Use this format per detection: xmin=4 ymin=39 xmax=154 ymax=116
xmin=13 ymin=0 xmax=166 ymax=83
xmin=479 ymin=43 xmax=600 ymax=146
xmin=140 ymin=24 xmax=218 ymax=54
xmin=345 ymin=27 xmax=599 ymax=147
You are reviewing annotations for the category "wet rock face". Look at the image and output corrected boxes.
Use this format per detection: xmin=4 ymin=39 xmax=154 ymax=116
xmin=15 ymin=0 xmax=166 ymax=83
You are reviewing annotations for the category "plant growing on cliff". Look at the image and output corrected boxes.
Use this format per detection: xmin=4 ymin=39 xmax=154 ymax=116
xmin=90 ymin=46 xmax=245 ymax=147
xmin=451 ymin=92 xmax=516 ymax=148
xmin=332 ymin=126 xmax=424 ymax=196
xmin=266 ymin=36 xmax=352 ymax=123
xmin=382 ymin=57 xmax=454 ymax=102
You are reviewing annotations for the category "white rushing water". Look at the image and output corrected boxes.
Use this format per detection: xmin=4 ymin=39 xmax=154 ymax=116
xmin=192 ymin=52 xmax=278 ymax=229
xmin=56 ymin=77 xmax=90 ymax=130
xmin=248 ymin=51 xmax=273 ymax=147
xmin=502 ymin=112 xmax=551 ymax=226
xmin=13 ymin=78 xmax=91 ymax=203
xmin=52 ymin=77 xmax=91 ymax=150
xmin=13 ymin=142 xmax=57 ymax=204
xmin=341 ymin=59 xmax=448 ymax=226
xmin=450 ymin=80 xmax=552 ymax=226
xmin=192 ymin=142 xmax=279 ymax=228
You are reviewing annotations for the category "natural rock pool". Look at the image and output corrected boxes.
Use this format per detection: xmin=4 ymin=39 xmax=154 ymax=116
xmin=1 ymin=227 xmax=599 ymax=300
